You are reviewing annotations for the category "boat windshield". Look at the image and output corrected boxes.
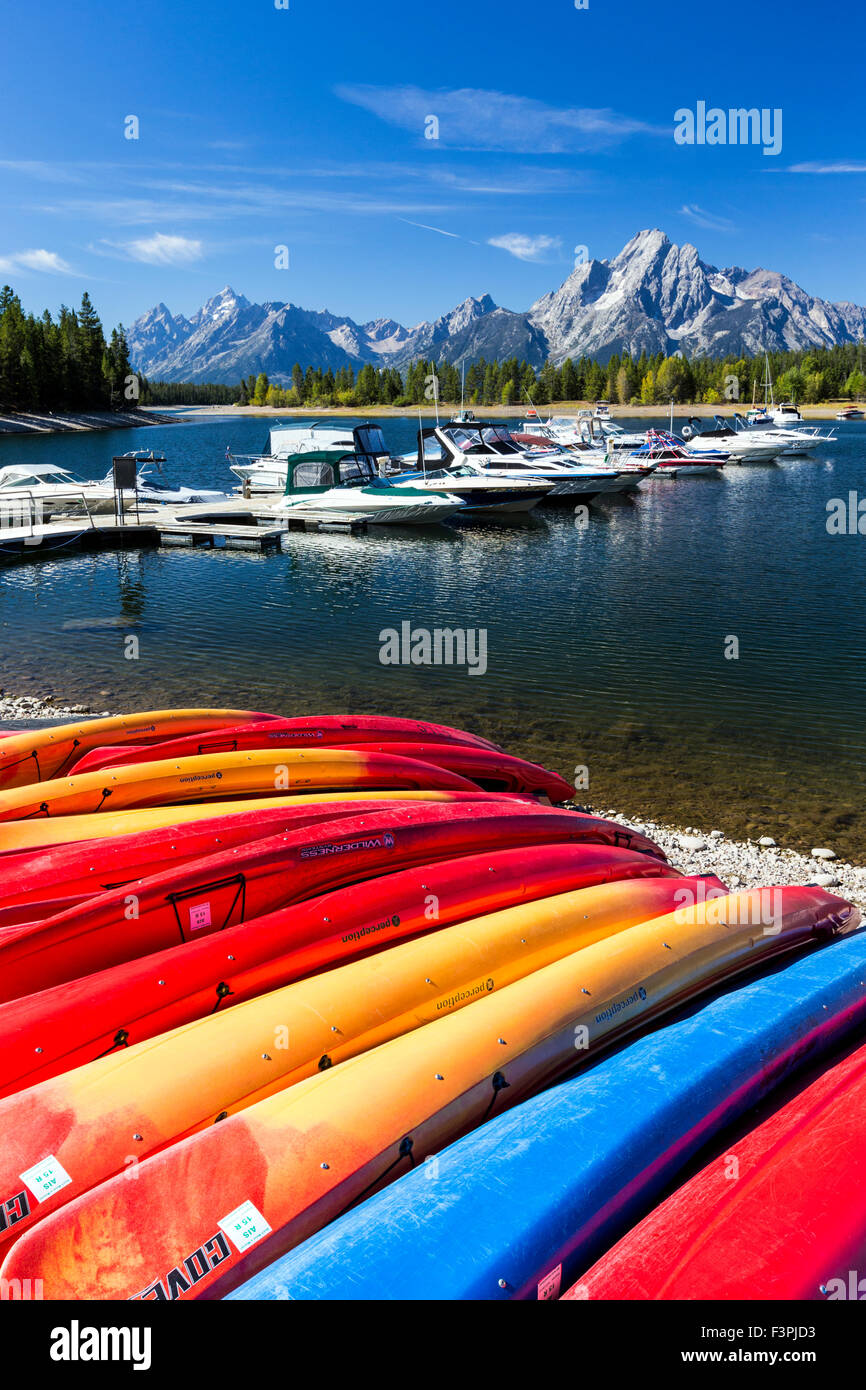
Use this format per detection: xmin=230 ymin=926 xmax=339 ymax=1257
xmin=0 ymin=467 xmax=80 ymax=488
xmin=336 ymin=456 xmax=378 ymax=487
xmin=479 ymin=427 xmax=522 ymax=455
xmin=354 ymin=425 xmax=388 ymax=456
xmin=442 ymin=427 xmax=488 ymax=454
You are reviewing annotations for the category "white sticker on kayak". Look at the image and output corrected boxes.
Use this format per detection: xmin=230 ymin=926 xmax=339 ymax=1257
xmin=218 ymin=1200 xmax=272 ymax=1254
xmin=537 ymin=1264 xmax=562 ymax=1300
xmin=20 ymin=1155 xmax=72 ymax=1203
xmin=189 ymin=902 xmax=212 ymax=931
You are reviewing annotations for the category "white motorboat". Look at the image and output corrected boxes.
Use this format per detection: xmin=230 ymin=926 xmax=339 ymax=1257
xmin=730 ymin=414 xmax=836 ymax=456
xmin=681 ymin=417 xmax=780 ymax=462
xmin=836 ymin=406 xmax=864 ymax=421
xmin=229 ymin=422 xmax=391 ymax=493
xmin=268 ymin=449 xmax=464 ymax=526
xmin=421 ymin=421 xmax=651 ymax=498
xmin=0 ymin=462 xmax=118 ymax=519
xmin=386 ymin=457 xmax=552 ymax=515
xmin=107 ymin=453 xmax=229 ymax=507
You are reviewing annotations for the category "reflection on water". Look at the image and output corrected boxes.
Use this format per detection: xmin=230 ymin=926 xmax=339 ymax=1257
xmin=1 ymin=415 xmax=865 ymax=854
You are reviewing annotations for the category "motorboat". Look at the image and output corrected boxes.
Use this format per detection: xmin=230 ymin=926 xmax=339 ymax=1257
xmin=633 ymin=430 xmax=727 ymax=476
xmin=730 ymin=414 xmax=836 ymax=456
xmin=416 ymin=421 xmax=649 ymax=499
xmin=106 ymin=453 xmax=229 ymax=507
xmin=385 ymin=457 xmax=552 ymax=516
xmin=836 ymin=405 xmax=864 ymax=421
xmin=681 ymin=416 xmax=780 ymax=462
xmin=269 ymin=449 xmax=464 ymax=526
xmin=229 ymin=422 xmax=390 ymax=494
xmin=768 ymin=401 xmax=806 ymax=428
xmin=0 ymin=462 xmax=118 ymax=519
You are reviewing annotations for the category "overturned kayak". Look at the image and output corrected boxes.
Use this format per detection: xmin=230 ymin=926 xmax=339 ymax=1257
xmin=573 ymin=995 xmax=866 ymax=1301
xmin=238 ymin=898 xmax=863 ymax=1301
xmin=313 ymin=742 xmax=573 ymax=800
xmin=0 ymin=709 xmax=275 ymax=791
xmin=0 ymin=874 xmax=701 ymax=1249
xmin=75 ymin=740 xmax=570 ymax=802
xmin=70 ymin=715 xmax=502 ymax=775
xmin=3 ymin=888 xmax=844 ymax=1300
xmin=0 ymin=804 xmax=662 ymax=997
xmin=0 ymin=748 xmax=479 ymax=824
xmin=0 ymin=788 xmax=509 ymax=856
xmin=0 ymin=843 xmax=686 ymax=1096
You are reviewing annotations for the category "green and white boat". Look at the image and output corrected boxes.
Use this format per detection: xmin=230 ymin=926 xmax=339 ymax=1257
xmin=268 ymin=450 xmax=464 ymax=526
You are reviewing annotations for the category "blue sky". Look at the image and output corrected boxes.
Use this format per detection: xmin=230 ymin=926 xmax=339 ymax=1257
xmin=1 ymin=0 xmax=864 ymax=333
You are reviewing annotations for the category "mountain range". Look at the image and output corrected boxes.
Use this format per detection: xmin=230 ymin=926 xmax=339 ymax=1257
xmin=127 ymin=229 xmax=866 ymax=384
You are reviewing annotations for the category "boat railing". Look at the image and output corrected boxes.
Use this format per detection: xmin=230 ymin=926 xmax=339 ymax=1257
xmin=0 ymin=489 xmax=97 ymax=540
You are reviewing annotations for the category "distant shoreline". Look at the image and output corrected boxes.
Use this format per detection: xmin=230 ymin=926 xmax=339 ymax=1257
xmin=0 ymin=408 xmax=176 ymax=438
xmin=158 ymin=402 xmax=854 ymax=422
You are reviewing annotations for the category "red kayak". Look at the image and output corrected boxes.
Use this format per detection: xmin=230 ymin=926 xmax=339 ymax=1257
xmin=0 ymin=805 xmax=665 ymax=1001
xmin=573 ymin=1033 xmax=866 ymax=1302
xmin=71 ymin=715 xmax=502 ymax=775
xmin=0 ymin=844 xmax=690 ymax=1097
xmin=0 ymin=791 xmax=510 ymax=897
xmin=324 ymin=744 xmax=572 ymax=800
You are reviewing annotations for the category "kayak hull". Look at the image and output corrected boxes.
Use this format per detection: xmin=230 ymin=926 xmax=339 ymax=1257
xmin=0 ymin=843 xmax=685 ymax=1097
xmin=0 ymin=803 xmax=663 ymax=999
xmin=3 ymin=889 xmax=852 ymax=1300
xmin=244 ymin=916 xmax=866 ymax=1301
xmin=0 ymin=874 xmax=702 ymax=1247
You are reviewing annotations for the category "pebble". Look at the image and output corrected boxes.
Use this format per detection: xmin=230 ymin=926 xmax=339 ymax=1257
xmin=677 ymin=835 xmax=706 ymax=851
xmin=710 ymin=830 xmax=725 ymax=839
xmin=758 ymin=836 xmax=776 ymax=847
xmin=809 ymin=873 xmax=841 ymax=888
xmin=811 ymin=848 xmax=837 ymax=861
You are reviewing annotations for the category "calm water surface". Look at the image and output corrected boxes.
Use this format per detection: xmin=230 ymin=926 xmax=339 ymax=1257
xmin=1 ymin=413 xmax=864 ymax=854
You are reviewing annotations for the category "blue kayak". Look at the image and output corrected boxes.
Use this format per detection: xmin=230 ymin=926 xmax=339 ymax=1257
xmin=228 ymin=930 xmax=866 ymax=1300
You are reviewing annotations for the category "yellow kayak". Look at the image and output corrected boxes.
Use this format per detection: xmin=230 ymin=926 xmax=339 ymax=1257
xmin=0 ymin=709 xmax=270 ymax=791
xmin=0 ymin=748 xmax=477 ymax=823
xmin=0 ymin=875 xmax=693 ymax=1247
xmin=2 ymin=886 xmax=852 ymax=1299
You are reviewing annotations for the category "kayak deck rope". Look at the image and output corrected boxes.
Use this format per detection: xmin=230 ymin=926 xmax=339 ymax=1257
xmin=166 ymin=874 xmax=248 ymax=944
xmin=335 ymin=1136 xmax=416 ymax=1218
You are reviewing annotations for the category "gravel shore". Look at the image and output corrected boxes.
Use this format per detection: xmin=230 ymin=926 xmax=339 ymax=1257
xmin=587 ymin=807 xmax=866 ymax=914
xmin=2 ymin=691 xmax=863 ymax=911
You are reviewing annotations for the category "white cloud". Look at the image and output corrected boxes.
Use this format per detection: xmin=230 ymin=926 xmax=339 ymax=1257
xmin=337 ymin=84 xmax=664 ymax=153
xmin=0 ymin=248 xmax=73 ymax=273
xmin=488 ymin=233 xmax=563 ymax=262
xmin=679 ymin=204 xmax=736 ymax=232
xmin=121 ymin=232 xmax=203 ymax=264
xmin=787 ymin=161 xmax=866 ymax=174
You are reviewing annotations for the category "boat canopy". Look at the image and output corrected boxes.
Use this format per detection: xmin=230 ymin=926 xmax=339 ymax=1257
xmin=283 ymin=450 xmax=382 ymax=494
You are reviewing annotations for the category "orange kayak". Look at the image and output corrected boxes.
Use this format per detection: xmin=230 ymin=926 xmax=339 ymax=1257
xmin=0 ymin=748 xmax=477 ymax=824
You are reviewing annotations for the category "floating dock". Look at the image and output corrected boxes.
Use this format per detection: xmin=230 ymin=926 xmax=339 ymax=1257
xmin=0 ymin=501 xmax=368 ymax=562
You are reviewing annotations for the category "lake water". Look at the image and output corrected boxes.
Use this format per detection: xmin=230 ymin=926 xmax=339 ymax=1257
xmin=1 ymin=412 xmax=864 ymax=855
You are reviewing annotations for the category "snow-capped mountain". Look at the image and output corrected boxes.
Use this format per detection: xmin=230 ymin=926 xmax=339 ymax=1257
xmin=127 ymin=233 xmax=866 ymax=383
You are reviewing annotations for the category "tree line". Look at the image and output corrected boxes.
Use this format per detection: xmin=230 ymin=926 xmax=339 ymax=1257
xmin=0 ymin=287 xmax=134 ymax=412
xmin=2 ymin=281 xmax=863 ymax=413
xmin=143 ymin=343 xmax=866 ymax=410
